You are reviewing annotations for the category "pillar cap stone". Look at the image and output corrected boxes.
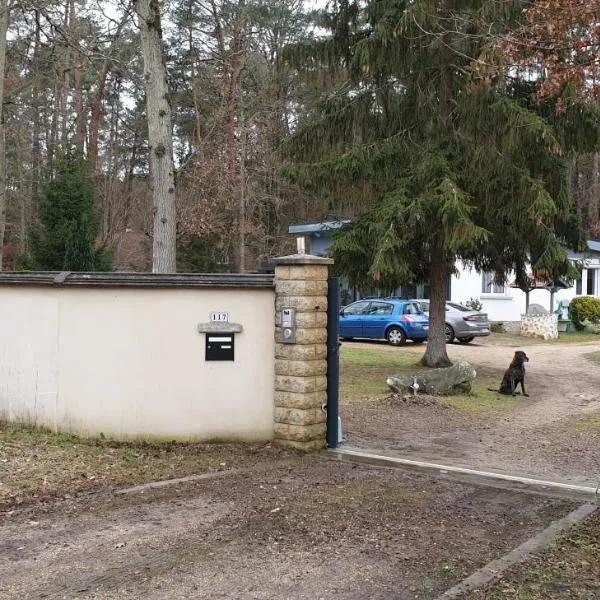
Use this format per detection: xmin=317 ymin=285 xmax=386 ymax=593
xmin=273 ymin=253 xmax=334 ymax=266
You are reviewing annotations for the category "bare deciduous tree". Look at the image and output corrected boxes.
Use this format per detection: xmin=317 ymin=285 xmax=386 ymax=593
xmin=0 ymin=0 xmax=9 ymax=270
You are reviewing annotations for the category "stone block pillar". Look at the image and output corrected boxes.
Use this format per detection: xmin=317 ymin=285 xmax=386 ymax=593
xmin=273 ymin=254 xmax=334 ymax=451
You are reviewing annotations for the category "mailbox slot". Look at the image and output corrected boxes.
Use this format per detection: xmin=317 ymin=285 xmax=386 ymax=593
xmin=205 ymin=334 xmax=235 ymax=361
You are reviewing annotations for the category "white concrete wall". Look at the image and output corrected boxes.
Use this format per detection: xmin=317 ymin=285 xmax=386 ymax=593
xmin=450 ymin=259 xmax=600 ymax=322
xmin=0 ymin=286 xmax=275 ymax=441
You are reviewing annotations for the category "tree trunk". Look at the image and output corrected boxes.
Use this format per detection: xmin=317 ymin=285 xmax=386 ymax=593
xmin=30 ymin=11 xmax=42 ymax=218
xmin=74 ymin=61 xmax=86 ymax=159
xmin=71 ymin=0 xmax=86 ymax=160
xmin=89 ymin=63 xmax=110 ymax=175
xmin=0 ymin=0 xmax=9 ymax=270
xmin=226 ymin=5 xmax=244 ymax=185
xmin=59 ymin=2 xmax=71 ymax=147
xmin=135 ymin=0 xmax=177 ymax=273
xmin=421 ymin=247 xmax=452 ymax=367
xmin=590 ymin=152 xmax=600 ymax=226
xmin=90 ymin=14 xmax=129 ymax=176
xmin=238 ymin=110 xmax=246 ymax=272
xmin=48 ymin=79 xmax=60 ymax=174
xmin=185 ymin=0 xmax=203 ymax=157
xmin=226 ymin=0 xmax=246 ymax=271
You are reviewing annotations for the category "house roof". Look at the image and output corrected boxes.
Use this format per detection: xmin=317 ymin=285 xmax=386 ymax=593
xmin=288 ymin=221 xmax=350 ymax=235
xmin=289 ymin=223 xmax=599 ymax=248
xmin=288 ymin=222 xmax=600 ymax=261
xmin=587 ymin=240 xmax=600 ymax=252
xmin=509 ymin=278 xmax=569 ymax=291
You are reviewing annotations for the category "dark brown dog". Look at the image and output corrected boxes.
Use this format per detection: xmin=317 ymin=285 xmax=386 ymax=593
xmin=489 ymin=350 xmax=530 ymax=396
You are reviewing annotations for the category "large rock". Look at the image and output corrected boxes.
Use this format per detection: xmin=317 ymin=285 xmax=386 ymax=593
xmin=526 ymin=303 xmax=548 ymax=315
xmin=581 ymin=319 xmax=600 ymax=334
xmin=386 ymin=361 xmax=477 ymax=396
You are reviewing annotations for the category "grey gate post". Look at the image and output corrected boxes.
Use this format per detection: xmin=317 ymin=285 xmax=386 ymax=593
xmin=326 ymin=277 xmax=340 ymax=448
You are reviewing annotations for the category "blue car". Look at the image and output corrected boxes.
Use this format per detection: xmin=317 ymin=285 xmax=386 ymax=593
xmin=339 ymin=299 xmax=429 ymax=346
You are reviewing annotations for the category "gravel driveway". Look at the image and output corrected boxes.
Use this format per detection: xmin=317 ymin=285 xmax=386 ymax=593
xmin=342 ymin=338 xmax=600 ymax=486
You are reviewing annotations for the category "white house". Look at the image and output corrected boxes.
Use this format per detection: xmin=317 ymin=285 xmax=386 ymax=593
xmin=451 ymin=245 xmax=600 ymax=322
xmin=288 ymin=222 xmax=600 ymax=322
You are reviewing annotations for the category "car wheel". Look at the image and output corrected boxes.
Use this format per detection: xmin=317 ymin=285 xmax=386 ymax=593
xmin=386 ymin=326 xmax=407 ymax=346
xmin=458 ymin=337 xmax=474 ymax=344
xmin=412 ymin=338 xmax=426 ymax=344
xmin=445 ymin=324 xmax=455 ymax=343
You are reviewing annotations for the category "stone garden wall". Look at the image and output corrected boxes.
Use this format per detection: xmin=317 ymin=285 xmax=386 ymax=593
xmin=520 ymin=313 xmax=559 ymax=340
xmin=0 ymin=261 xmax=334 ymax=451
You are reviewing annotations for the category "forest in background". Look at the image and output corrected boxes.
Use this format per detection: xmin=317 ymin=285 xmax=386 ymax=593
xmin=0 ymin=0 xmax=341 ymax=272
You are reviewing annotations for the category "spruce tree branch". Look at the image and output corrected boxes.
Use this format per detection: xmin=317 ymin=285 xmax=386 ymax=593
xmin=410 ymin=13 xmax=487 ymax=65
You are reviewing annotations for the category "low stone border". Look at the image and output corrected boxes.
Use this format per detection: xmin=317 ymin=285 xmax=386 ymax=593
xmin=114 ymin=470 xmax=238 ymax=495
xmin=330 ymin=447 xmax=600 ymax=497
xmin=435 ymin=503 xmax=597 ymax=599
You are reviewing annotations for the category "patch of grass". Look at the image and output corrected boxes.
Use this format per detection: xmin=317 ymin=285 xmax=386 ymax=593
xmin=584 ymin=350 xmax=600 ymax=364
xmin=0 ymin=422 xmax=287 ymax=510
xmin=340 ymin=345 xmax=519 ymax=414
xmin=465 ymin=512 xmax=600 ymax=599
xmin=551 ymin=331 xmax=600 ymax=343
xmin=570 ymin=413 xmax=600 ymax=431
xmin=340 ymin=345 xmax=421 ymax=403
xmin=494 ymin=331 xmax=600 ymax=345
xmin=0 ymin=424 xmax=80 ymax=446
xmin=445 ymin=385 xmax=521 ymax=414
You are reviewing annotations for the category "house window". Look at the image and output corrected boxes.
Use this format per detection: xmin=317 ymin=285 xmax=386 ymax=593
xmin=482 ymin=272 xmax=505 ymax=294
xmin=576 ymin=276 xmax=582 ymax=295
xmin=587 ymin=269 xmax=596 ymax=295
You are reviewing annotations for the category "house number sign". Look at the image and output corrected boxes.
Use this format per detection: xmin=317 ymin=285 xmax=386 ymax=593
xmin=210 ymin=311 xmax=230 ymax=323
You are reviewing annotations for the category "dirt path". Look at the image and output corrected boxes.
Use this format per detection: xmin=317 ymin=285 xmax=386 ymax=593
xmin=0 ymin=458 xmax=578 ymax=600
xmin=442 ymin=341 xmax=600 ymax=427
xmin=343 ymin=339 xmax=600 ymax=486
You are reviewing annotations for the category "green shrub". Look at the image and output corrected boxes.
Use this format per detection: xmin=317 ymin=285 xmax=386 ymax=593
xmin=464 ymin=297 xmax=483 ymax=311
xmin=490 ymin=322 xmax=505 ymax=333
xmin=570 ymin=296 xmax=600 ymax=330
xmin=581 ymin=320 xmax=600 ymax=334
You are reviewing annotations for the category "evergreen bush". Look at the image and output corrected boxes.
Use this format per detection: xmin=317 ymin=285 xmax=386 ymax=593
xmin=176 ymin=234 xmax=228 ymax=273
xmin=30 ymin=159 xmax=112 ymax=271
xmin=570 ymin=296 xmax=600 ymax=330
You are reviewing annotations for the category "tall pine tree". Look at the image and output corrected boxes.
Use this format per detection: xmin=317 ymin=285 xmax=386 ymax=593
xmin=283 ymin=0 xmax=598 ymax=367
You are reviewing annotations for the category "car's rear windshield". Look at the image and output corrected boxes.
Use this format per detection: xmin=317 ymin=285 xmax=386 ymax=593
xmin=447 ymin=302 xmax=471 ymax=312
xmin=402 ymin=302 xmax=424 ymax=315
